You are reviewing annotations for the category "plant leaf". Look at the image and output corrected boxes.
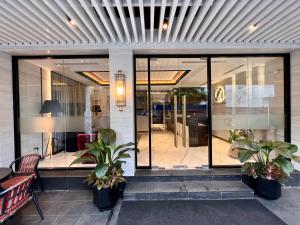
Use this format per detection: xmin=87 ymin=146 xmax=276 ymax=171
xmin=95 ymin=164 xmax=109 ymax=178
xmin=238 ymin=149 xmax=257 ymax=163
xmin=273 ymin=156 xmax=294 ymax=176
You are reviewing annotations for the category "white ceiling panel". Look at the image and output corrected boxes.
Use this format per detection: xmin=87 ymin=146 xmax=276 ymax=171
xmin=0 ymin=0 xmax=299 ymax=50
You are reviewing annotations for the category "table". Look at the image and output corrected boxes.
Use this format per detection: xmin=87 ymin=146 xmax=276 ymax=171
xmin=0 ymin=168 xmax=12 ymax=183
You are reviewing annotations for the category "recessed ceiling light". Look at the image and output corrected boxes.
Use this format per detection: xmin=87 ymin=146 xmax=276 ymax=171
xmin=163 ymin=18 xmax=168 ymax=31
xmin=67 ymin=16 xmax=76 ymax=26
xmin=47 ymin=50 xmax=51 ymax=54
xmin=248 ymin=24 xmax=258 ymax=32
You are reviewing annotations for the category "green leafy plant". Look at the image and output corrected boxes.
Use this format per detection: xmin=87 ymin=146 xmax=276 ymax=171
xmin=228 ymin=129 xmax=253 ymax=143
xmin=236 ymin=139 xmax=300 ymax=182
xmin=70 ymin=129 xmax=137 ymax=190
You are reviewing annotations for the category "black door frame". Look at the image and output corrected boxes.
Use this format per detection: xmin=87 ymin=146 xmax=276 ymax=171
xmin=134 ymin=54 xmax=291 ymax=169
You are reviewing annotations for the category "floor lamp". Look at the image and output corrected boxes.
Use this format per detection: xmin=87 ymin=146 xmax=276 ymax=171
xmin=40 ymin=100 xmax=63 ymax=159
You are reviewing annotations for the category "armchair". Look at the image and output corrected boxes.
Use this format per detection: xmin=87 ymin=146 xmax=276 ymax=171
xmin=0 ymin=174 xmax=43 ymax=223
xmin=9 ymin=153 xmax=44 ymax=192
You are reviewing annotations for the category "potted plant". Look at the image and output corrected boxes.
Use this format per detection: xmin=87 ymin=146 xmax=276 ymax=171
xmin=236 ymin=139 xmax=300 ymax=199
xmin=70 ymin=129 xmax=137 ymax=211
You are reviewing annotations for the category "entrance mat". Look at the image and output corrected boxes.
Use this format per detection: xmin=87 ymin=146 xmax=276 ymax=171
xmin=116 ymin=199 xmax=286 ymax=225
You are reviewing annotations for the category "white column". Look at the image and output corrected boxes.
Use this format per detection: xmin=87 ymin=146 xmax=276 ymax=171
xmin=291 ymin=49 xmax=300 ymax=171
xmin=109 ymin=49 xmax=135 ymax=176
xmin=0 ymin=53 xmax=14 ymax=166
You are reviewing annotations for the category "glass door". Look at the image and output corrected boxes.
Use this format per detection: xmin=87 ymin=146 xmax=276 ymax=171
xmin=135 ymin=57 xmax=209 ymax=169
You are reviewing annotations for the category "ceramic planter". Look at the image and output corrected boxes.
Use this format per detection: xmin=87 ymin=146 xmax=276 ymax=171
xmin=255 ymin=177 xmax=281 ymax=200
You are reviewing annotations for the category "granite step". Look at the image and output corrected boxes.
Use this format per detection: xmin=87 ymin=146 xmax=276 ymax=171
xmin=127 ymin=169 xmax=243 ymax=182
xmin=123 ymin=181 xmax=254 ymax=201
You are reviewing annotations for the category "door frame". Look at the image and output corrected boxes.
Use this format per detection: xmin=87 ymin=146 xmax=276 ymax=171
xmin=134 ymin=54 xmax=290 ymax=169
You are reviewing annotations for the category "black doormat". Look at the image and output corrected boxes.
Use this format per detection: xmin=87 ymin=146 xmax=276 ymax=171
xmin=116 ymin=200 xmax=286 ymax=225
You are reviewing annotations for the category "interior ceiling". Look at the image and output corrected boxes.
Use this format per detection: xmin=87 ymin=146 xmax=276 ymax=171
xmin=26 ymin=56 xmax=278 ymax=87
xmin=0 ymin=0 xmax=300 ymax=51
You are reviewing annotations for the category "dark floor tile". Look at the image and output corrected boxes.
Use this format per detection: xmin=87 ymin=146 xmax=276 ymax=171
xmin=74 ymin=214 xmax=110 ymax=225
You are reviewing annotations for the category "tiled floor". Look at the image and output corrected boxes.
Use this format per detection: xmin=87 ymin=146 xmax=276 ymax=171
xmin=137 ymin=131 xmax=240 ymax=168
xmin=6 ymin=190 xmax=120 ymax=225
xmin=6 ymin=188 xmax=300 ymax=225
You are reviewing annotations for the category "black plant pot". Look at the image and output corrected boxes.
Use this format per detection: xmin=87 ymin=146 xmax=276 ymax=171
xmin=117 ymin=181 xmax=126 ymax=199
xmin=93 ymin=187 xmax=118 ymax=211
xmin=255 ymin=177 xmax=281 ymax=200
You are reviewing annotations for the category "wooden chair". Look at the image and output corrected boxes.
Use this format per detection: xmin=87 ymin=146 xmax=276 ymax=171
xmin=9 ymin=153 xmax=44 ymax=192
xmin=0 ymin=174 xmax=43 ymax=223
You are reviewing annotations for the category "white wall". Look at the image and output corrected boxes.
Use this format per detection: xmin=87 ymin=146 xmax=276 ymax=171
xmin=109 ymin=49 xmax=135 ymax=176
xmin=291 ymin=49 xmax=300 ymax=171
xmin=0 ymin=53 xmax=14 ymax=166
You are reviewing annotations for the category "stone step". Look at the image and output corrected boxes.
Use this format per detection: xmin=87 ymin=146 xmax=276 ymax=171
xmin=127 ymin=169 xmax=242 ymax=183
xmin=123 ymin=181 xmax=254 ymax=201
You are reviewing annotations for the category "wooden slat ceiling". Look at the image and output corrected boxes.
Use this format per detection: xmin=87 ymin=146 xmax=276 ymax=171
xmin=0 ymin=0 xmax=300 ymax=49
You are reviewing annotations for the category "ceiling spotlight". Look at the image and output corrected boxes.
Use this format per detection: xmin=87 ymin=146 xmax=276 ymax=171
xmin=67 ymin=16 xmax=76 ymax=26
xmin=163 ymin=18 xmax=169 ymax=31
xmin=248 ymin=24 xmax=258 ymax=32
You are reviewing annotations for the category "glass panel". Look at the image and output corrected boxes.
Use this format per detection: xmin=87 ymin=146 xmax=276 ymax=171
xmin=19 ymin=57 xmax=110 ymax=168
xmin=136 ymin=58 xmax=150 ymax=167
xmin=211 ymin=57 xmax=285 ymax=166
xmin=150 ymin=58 xmax=208 ymax=169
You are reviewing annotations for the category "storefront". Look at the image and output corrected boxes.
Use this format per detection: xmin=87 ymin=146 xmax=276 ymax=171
xmin=12 ymin=53 xmax=290 ymax=174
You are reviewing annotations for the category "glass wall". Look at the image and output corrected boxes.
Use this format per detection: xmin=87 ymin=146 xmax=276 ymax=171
xmin=211 ymin=57 xmax=285 ymax=166
xmin=18 ymin=57 xmax=110 ymax=168
xmin=135 ymin=58 xmax=150 ymax=167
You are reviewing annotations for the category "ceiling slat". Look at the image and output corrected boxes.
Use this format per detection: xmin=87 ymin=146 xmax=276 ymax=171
xmin=179 ymin=0 xmax=203 ymax=42
xmin=139 ymin=0 xmax=146 ymax=42
xmin=236 ymin=0 xmax=296 ymax=42
xmin=200 ymin=0 xmax=237 ymax=42
xmin=54 ymin=0 xmax=95 ymax=44
xmin=44 ymin=0 xmax=89 ymax=44
xmin=186 ymin=0 xmax=214 ymax=42
xmin=103 ymin=0 xmax=124 ymax=42
xmin=0 ymin=1 xmax=51 ymax=44
xmin=116 ymin=0 xmax=131 ymax=42
xmin=207 ymin=0 xmax=249 ymax=43
xmin=165 ymin=0 xmax=178 ymax=42
xmin=80 ymin=0 xmax=110 ymax=43
xmin=224 ymin=0 xmax=274 ymax=42
xmin=31 ymin=0 xmax=80 ymax=44
xmin=127 ymin=0 xmax=139 ymax=42
xmin=91 ymin=0 xmax=117 ymax=42
xmin=67 ymin=0 xmax=102 ymax=43
xmin=150 ymin=0 xmax=155 ymax=42
xmin=193 ymin=0 xmax=226 ymax=42
xmin=172 ymin=0 xmax=190 ymax=42
xmin=249 ymin=3 xmax=300 ymax=42
xmin=215 ymin=0 xmax=261 ymax=42
xmin=157 ymin=0 xmax=167 ymax=43
xmin=17 ymin=0 xmax=70 ymax=44
xmin=0 ymin=25 xmax=27 ymax=44
xmin=268 ymin=19 xmax=300 ymax=43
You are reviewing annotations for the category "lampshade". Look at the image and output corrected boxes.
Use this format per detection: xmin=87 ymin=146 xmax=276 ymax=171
xmin=40 ymin=100 xmax=63 ymax=114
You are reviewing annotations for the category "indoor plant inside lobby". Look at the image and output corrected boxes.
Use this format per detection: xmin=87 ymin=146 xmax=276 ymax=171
xmin=236 ymin=139 xmax=300 ymax=199
xmin=70 ymin=129 xmax=136 ymax=211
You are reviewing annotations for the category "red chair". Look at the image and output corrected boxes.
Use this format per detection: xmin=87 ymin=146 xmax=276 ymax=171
xmin=77 ymin=134 xmax=98 ymax=150
xmin=0 ymin=174 xmax=43 ymax=223
xmin=10 ymin=153 xmax=44 ymax=192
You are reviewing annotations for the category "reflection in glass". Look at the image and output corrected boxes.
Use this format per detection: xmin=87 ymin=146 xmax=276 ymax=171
xmin=19 ymin=58 xmax=110 ymax=168
xmin=211 ymin=57 xmax=285 ymax=165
